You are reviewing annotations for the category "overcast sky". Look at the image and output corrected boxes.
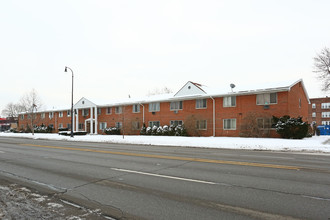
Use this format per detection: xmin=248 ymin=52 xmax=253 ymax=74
xmin=1 ymin=0 xmax=329 ymax=114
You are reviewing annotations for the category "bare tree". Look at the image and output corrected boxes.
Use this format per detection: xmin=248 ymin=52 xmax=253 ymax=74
xmin=314 ymin=47 xmax=330 ymax=91
xmin=1 ymin=102 xmax=25 ymax=118
xmin=19 ymin=89 xmax=43 ymax=135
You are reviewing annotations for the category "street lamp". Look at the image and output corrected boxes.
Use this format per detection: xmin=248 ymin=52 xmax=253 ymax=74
xmin=64 ymin=66 xmax=74 ymax=138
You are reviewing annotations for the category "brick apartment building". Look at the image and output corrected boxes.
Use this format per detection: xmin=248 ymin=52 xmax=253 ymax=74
xmin=308 ymin=97 xmax=330 ymax=126
xmin=18 ymin=79 xmax=309 ymax=137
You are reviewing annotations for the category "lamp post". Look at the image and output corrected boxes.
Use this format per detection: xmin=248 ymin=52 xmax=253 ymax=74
xmin=64 ymin=66 xmax=74 ymax=138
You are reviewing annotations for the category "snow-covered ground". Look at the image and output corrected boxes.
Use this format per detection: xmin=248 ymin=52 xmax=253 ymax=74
xmin=1 ymin=133 xmax=330 ymax=153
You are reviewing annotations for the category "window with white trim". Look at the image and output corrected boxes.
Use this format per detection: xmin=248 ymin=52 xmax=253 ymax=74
xmin=322 ymin=121 xmax=330 ymax=125
xmin=41 ymin=113 xmax=45 ymax=119
xmin=20 ymin=114 xmax=24 ymax=120
xmin=312 ymin=112 xmax=316 ymax=118
xmin=170 ymin=101 xmax=183 ymax=111
xmin=196 ymin=120 xmax=207 ymax=130
xmin=100 ymin=122 xmax=107 ymax=130
xmin=98 ymin=108 xmax=101 ymax=115
xmin=196 ymin=99 xmax=207 ymax=109
xmin=312 ymin=103 xmax=316 ymax=109
xmin=170 ymin=120 xmax=183 ymax=126
xmin=256 ymin=93 xmax=277 ymax=105
xmin=116 ymin=122 xmax=122 ymax=129
xmin=106 ymin=107 xmax=112 ymax=114
xmin=223 ymin=119 xmax=236 ymax=130
xmin=322 ymin=112 xmax=330 ymax=118
xmin=115 ymin=106 xmax=122 ymax=114
xmin=67 ymin=110 xmax=71 ymax=117
xmin=133 ymin=104 xmax=140 ymax=113
xmin=223 ymin=96 xmax=236 ymax=107
xmin=257 ymin=118 xmax=271 ymax=129
xmin=67 ymin=123 xmax=71 ymax=129
xmin=82 ymin=109 xmax=89 ymax=116
xmin=321 ymin=103 xmax=330 ymax=109
xmin=149 ymin=121 xmax=160 ymax=127
xmin=59 ymin=123 xmax=63 ymax=129
xmin=79 ymin=123 xmax=84 ymax=130
xmin=149 ymin=102 xmax=160 ymax=112
xmin=59 ymin=111 xmax=63 ymax=117
xmin=49 ymin=112 xmax=54 ymax=119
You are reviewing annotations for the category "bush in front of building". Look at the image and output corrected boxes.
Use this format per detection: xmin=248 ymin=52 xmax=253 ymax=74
xmin=274 ymin=115 xmax=309 ymax=139
xmin=34 ymin=125 xmax=53 ymax=133
xmin=104 ymin=127 xmax=121 ymax=135
xmin=140 ymin=124 xmax=187 ymax=136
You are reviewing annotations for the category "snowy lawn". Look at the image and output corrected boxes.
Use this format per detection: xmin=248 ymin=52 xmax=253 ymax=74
xmin=1 ymin=132 xmax=330 ymax=153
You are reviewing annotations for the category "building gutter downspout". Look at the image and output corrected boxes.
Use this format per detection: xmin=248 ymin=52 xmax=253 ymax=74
xmin=210 ymin=96 xmax=215 ymax=137
xmin=139 ymin=103 xmax=145 ymax=125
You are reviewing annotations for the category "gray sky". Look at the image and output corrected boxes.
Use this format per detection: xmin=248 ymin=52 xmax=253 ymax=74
xmin=1 ymin=0 xmax=329 ymax=114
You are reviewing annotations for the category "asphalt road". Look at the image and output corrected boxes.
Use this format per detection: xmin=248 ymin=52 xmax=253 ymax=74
xmin=0 ymin=136 xmax=329 ymax=220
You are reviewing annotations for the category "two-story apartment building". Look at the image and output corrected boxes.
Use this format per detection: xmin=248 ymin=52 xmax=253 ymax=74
xmin=18 ymin=79 xmax=309 ymax=137
xmin=308 ymin=97 xmax=330 ymax=126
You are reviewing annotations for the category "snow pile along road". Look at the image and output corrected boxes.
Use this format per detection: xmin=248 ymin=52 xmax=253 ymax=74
xmin=1 ymin=133 xmax=330 ymax=153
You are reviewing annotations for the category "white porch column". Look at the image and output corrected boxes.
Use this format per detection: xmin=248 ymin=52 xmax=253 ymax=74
xmin=72 ymin=109 xmax=75 ymax=132
xmin=94 ymin=107 xmax=98 ymax=134
xmin=76 ymin=109 xmax=79 ymax=132
xmin=90 ymin=107 xmax=93 ymax=134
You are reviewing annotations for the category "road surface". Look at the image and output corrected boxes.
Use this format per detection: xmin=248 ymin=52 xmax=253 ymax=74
xmin=0 ymin=136 xmax=329 ymax=219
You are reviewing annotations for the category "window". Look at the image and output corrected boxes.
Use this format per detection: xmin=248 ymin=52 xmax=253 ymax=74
xmin=82 ymin=109 xmax=89 ymax=116
xmin=79 ymin=123 xmax=84 ymax=130
xmin=59 ymin=111 xmax=63 ymax=117
xmin=196 ymin=99 xmax=207 ymax=109
xmin=115 ymin=122 xmax=122 ymax=129
xmin=322 ymin=121 xmax=330 ymax=125
xmin=322 ymin=112 xmax=330 ymax=118
xmin=133 ymin=104 xmax=140 ymax=113
xmin=196 ymin=120 xmax=207 ymax=130
xmin=256 ymin=93 xmax=277 ymax=105
xmin=49 ymin=124 xmax=54 ymax=128
xmin=257 ymin=118 xmax=271 ymax=129
xmin=41 ymin=113 xmax=45 ymax=119
xmin=115 ymin=106 xmax=122 ymax=114
xmin=67 ymin=123 xmax=72 ymax=129
xmin=98 ymin=108 xmax=101 ymax=115
xmin=99 ymin=122 xmax=107 ymax=130
xmin=312 ymin=112 xmax=316 ymax=118
xmin=321 ymin=103 xmax=330 ymax=109
xmin=223 ymin=96 xmax=236 ymax=107
xmin=20 ymin=114 xmax=24 ymax=120
xmin=223 ymin=119 xmax=236 ymax=130
xmin=49 ymin=112 xmax=54 ymax=119
xmin=312 ymin=103 xmax=316 ymax=109
xmin=106 ymin=107 xmax=112 ymax=114
xmin=149 ymin=121 xmax=160 ymax=127
xmin=59 ymin=123 xmax=63 ymax=129
xmin=132 ymin=121 xmax=140 ymax=130
xmin=170 ymin=120 xmax=183 ymax=126
xmin=67 ymin=110 xmax=71 ymax=117
xmin=149 ymin=102 xmax=160 ymax=112
xmin=170 ymin=101 xmax=183 ymax=111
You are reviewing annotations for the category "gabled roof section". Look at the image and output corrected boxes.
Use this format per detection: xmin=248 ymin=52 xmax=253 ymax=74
xmin=289 ymin=79 xmax=310 ymax=104
xmin=174 ymin=81 xmax=207 ymax=97
xmin=74 ymin=97 xmax=97 ymax=109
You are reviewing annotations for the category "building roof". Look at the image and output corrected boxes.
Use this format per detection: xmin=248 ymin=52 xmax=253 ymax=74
xmin=20 ymin=79 xmax=309 ymax=113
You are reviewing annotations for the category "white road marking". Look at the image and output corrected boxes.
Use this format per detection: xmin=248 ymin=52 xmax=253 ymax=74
xmin=0 ymin=151 xmax=5 ymax=153
xmin=111 ymin=168 xmax=217 ymax=185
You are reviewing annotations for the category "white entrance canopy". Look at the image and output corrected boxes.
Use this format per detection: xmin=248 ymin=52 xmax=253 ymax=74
xmin=73 ymin=97 xmax=98 ymax=134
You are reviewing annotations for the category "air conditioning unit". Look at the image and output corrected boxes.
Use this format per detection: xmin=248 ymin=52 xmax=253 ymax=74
xmin=152 ymin=112 xmax=156 ymax=115
xmin=264 ymin=105 xmax=269 ymax=110
xmin=174 ymin=110 xmax=178 ymax=114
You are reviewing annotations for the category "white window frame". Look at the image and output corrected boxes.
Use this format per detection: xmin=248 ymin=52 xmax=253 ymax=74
xmin=149 ymin=102 xmax=160 ymax=112
xmin=170 ymin=101 xmax=183 ymax=111
xmin=322 ymin=112 xmax=330 ymax=118
xmin=132 ymin=121 xmax=140 ymax=130
xmin=132 ymin=104 xmax=140 ymax=113
xmin=312 ymin=112 xmax=316 ymax=118
xmin=49 ymin=112 xmax=54 ymax=119
xmin=223 ymin=96 xmax=236 ymax=107
xmin=59 ymin=111 xmax=63 ymax=118
xmin=106 ymin=107 xmax=112 ymax=115
xmin=98 ymin=108 xmax=101 ymax=115
xmin=115 ymin=106 xmax=122 ymax=114
xmin=59 ymin=123 xmax=63 ymax=129
xmin=312 ymin=103 xmax=316 ymax=109
xmin=41 ymin=113 xmax=45 ymax=119
xmin=82 ymin=109 xmax=89 ymax=116
xmin=116 ymin=122 xmax=122 ymax=129
xmin=20 ymin=114 xmax=24 ymax=120
xmin=99 ymin=122 xmax=107 ymax=130
xmin=67 ymin=110 xmax=71 ymax=117
xmin=321 ymin=103 xmax=330 ymax=109
xmin=322 ymin=121 xmax=330 ymax=125
xmin=170 ymin=120 xmax=183 ymax=126
xmin=196 ymin=120 xmax=207 ymax=130
xmin=196 ymin=99 xmax=207 ymax=109
xmin=256 ymin=93 xmax=277 ymax=105
xmin=223 ymin=119 xmax=236 ymax=130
